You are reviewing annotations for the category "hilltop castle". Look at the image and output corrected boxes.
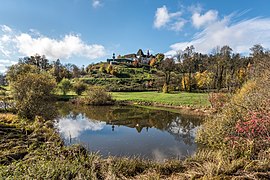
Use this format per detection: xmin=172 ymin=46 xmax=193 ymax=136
xmin=107 ymin=49 xmax=155 ymax=65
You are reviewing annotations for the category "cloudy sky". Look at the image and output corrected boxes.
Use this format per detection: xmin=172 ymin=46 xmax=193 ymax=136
xmin=0 ymin=0 xmax=270 ymax=72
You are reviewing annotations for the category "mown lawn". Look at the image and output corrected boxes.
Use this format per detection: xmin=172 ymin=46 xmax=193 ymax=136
xmin=111 ymin=91 xmax=211 ymax=107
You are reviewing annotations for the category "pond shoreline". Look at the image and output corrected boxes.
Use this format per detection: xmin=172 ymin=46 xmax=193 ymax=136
xmin=56 ymin=91 xmax=213 ymax=116
xmin=115 ymin=100 xmax=214 ymax=116
xmin=56 ymin=93 xmax=215 ymax=116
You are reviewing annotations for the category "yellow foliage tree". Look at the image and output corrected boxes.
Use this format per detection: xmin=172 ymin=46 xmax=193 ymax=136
xmin=149 ymin=58 xmax=157 ymax=67
xmin=181 ymin=75 xmax=190 ymax=91
xmin=195 ymin=70 xmax=214 ymax=89
xmin=106 ymin=64 xmax=113 ymax=74
xmin=237 ymin=68 xmax=246 ymax=83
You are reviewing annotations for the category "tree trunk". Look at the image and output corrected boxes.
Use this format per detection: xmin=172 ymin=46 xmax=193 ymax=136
xmin=218 ymin=65 xmax=224 ymax=91
xmin=188 ymin=69 xmax=192 ymax=92
xmin=163 ymin=72 xmax=171 ymax=93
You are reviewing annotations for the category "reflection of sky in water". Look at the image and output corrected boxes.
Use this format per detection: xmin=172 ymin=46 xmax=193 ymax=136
xmin=169 ymin=117 xmax=197 ymax=136
xmin=152 ymin=146 xmax=184 ymax=161
xmin=55 ymin=113 xmax=106 ymax=139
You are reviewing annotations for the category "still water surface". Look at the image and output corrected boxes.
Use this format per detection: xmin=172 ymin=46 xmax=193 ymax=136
xmin=55 ymin=103 xmax=203 ymax=161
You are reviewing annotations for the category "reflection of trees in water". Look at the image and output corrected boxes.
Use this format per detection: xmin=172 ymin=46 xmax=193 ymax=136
xmin=56 ymin=103 xmax=202 ymax=144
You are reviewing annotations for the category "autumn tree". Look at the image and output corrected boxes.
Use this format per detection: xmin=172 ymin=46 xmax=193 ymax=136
xmin=158 ymin=58 xmax=175 ymax=93
xmin=49 ymin=59 xmax=67 ymax=82
xmin=106 ymin=64 xmax=113 ymax=74
xmin=18 ymin=54 xmax=51 ymax=70
xmin=218 ymin=45 xmax=233 ymax=91
xmin=73 ymin=81 xmax=87 ymax=95
xmin=250 ymin=44 xmax=265 ymax=73
xmin=65 ymin=63 xmax=81 ymax=78
xmin=208 ymin=46 xmax=233 ymax=91
xmin=250 ymin=44 xmax=264 ymax=58
xmin=58 ymin=78 xmax=72 ymax=95
xmin=195 ymin=70 xmax=214 ymax=90
xmin=7 ymin=64 xmax=56 ymax=120
xmin=6 ymin=64 xmax=40 ymax=83
xmin=99 ymin=64 xmax=106 ymax=73
xmin=149 ymin=58 xmax=157 ymax=67
xmin=180 ymin=46 xmax=196 ymax=92
xmin=156 ymin=53 xmax=165 ymax=64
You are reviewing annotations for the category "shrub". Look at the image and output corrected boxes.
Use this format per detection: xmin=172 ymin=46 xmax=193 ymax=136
xmin=226 ymin=111 xmax=270 ymax=157
xmin=162 ymin=83 xmax=168 ymax=93
xmin=11 ymin=72 xmax=56 ymax=120
xmin=77 ymin=86 xmax=115 ymax=105
xmin=208 ymin=93 xmax=230 ymax=111
xmin=58 ymin=78 xmax=72 ymax=95
xmin=73 ymin=81 xmax=87 ymax=95
xmin=196 ymin=66 xmax=270 ymax=158
xmin=150 ymin=69 xmax=157 ymax=74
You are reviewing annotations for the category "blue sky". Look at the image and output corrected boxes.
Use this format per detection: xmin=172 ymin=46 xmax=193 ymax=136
xmin=1 ymin=0 xmax=270 ymax=72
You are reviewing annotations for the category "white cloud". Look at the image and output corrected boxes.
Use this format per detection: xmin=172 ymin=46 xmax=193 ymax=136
xmin=56 ymin=114 xmax=106 ymax=139
xmin=1 ymin=25 xmax=12 ymax=33
xmin=170 ymin=21 xmax=186 ymax=31
xmin=0 ymin=59 xmax=17 ymax=73
xmin=166 ymin=16 xmax=270 ymax=57
xmin=0 ymin=45 xmax=11 ymax=57
xmin=154 ymin=6 xmax=171 ymax=28
xmin=92 ymin=0 xmax=102 ymax=8
xmin=29 ymin=28 xmax=42 ymax=37
xmin=0 ymin=26 xmax=14 ymax=57
xmin=0 ymin=25 xmax=106 ymax=61
xmin=154 ymin=5 xmax=185 ymax=31
xmin=15 ymin=33 xmax=106 ymax=60
xmin=192 ymin=10 xmax=218 ymax=28
xmin=188 ymin=3 xmax=203 ymax=14
xmin=1 ymin=35 xmax=10 ymax=43
xmin=0 ymin=25 xmax=107 ymax=73
xmin=0 ymin=59 xmax=17 ymax=64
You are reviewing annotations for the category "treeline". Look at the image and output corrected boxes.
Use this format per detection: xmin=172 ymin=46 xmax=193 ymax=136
xmin=16 ymin=55 xmax=87 ymax=82
xmin=3 ymin=44 xmax=268 ymax=94
xmin=158 ymin=44 xmax=267 ymax=93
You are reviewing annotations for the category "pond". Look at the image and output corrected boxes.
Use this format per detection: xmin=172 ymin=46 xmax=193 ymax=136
xmin=55 ymin=103 xmax=203 ymax=161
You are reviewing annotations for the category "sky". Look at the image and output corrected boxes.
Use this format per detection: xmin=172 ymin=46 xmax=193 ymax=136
xmin=1 ymin=0 xmax=270 ymax=72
